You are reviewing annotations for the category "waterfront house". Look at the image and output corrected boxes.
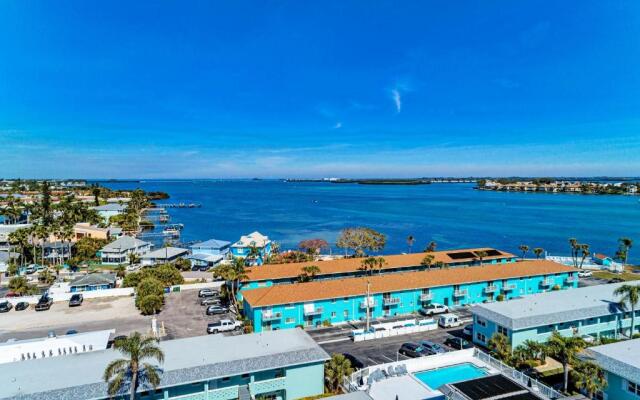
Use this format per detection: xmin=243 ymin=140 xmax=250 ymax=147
xmin=187 ymin=253 xmax=224 ymax=270
xmin=471 ymin=282 xmax=640 ymax=349
xmin=90 ymin=203 xmax=126 ymax=221
xmin=593 ymin=253 xmax=614 ymax=267
xmin=231 ymin=231 xmax=272 ymax=265
xmin=190 ymin=238 xmax=231 ymax=256
xmin=98 ymin=235 xmax=152 ymax=265
xmin=240 ymin=247 xmax=516 ymax=293
xmin=242 ymin=260 xmax=577 ymax=332
xmin=580 ymin=338 xmax=640 ymax=400
xmin=69 ymin=273 xmax=117 ymax=292
xmin=140 ymin=247 xmax=189 ymax=266
xmin=42 ymin=241 xmax=73 ymax=262
xmin=0 ymin=329 xmax=329 ymax=400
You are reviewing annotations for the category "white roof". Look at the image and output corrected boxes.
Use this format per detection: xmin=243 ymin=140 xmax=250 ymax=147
xmin=582 ymin=338 xmax=640 ymax=384
xmin=142 ymin=247 xmax=189 ymax=260
xmin=101 ymin=235 xmax=151 ymax=253
xmin=232 ymin=231 xmax=270 ymax=248
xmin=91 ymin=203 xmax=127 ymax=212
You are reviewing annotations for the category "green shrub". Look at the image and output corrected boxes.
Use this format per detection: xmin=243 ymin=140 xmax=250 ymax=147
xmin=137 ymin=294 xmax=163 ymax=315
xmin=322 ymin=319 xmax=332 ymax=327
xmin=552 ymin=284 xmax=561 ymax=291
xmin=496 ymin=294 xmax=505 ymax=302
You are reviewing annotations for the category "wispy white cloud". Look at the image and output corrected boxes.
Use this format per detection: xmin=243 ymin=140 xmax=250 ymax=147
xmin=391 ymin=89 xmax=402 ymax=113
xmin=333 ymin=122 xmax=343 ymax=129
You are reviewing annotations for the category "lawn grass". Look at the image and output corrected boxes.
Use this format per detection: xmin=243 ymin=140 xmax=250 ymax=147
xmin=593 ymin=270 xmax=640 ymax=282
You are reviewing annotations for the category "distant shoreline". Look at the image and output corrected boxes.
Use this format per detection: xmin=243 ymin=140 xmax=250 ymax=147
xmin=285 ymin=178 xmax=475 ymax=185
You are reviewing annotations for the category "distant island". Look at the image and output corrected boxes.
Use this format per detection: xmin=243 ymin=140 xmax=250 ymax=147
xmin=476 ymin=178 xmax=639 ymax=195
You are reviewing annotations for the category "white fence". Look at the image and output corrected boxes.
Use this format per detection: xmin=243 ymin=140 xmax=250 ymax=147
xmin=545 ymin=255 xmax=624 ymax=272
xmin=351 ymin=318 xmax=438 ymax=342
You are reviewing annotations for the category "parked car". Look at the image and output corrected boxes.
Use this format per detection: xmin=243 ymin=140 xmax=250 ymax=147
xmin=462 ymin=324 xmax=473 ymax=337
xmin=577 ymin=270 xmax=592 ymax=278
xmin=438 ymin=313 xmax=463 ymax=328
xmin=420 ymin=340 xmax=447 ymax=354
xmin=608 ymin=277 xmax=624 ymax=284
xmin=419 ymin=303 xmax=449 ymax=316
xmin=342 ymin=353 xmax=365 ymax=370
xmin=0 ymin=301 xmax=13 ymax=313
xmin=24 ymin=265 xmax=37 ymax=275
xmin=200 ymin=297 xmax=221 ymax=306
xmin=398 ymin=342 xmax=429 ymax=358
xmin=66 ymin=329 xmax=78 ymax=335
xmin=198 ymin=288 xmax=219 ymax=298
xmin=206 ymin=319 xmax=243 ymax=334
xmin=69 ymin=294 xmax=83 ymax=307
xmin=14 ymin=302 xmax=29 ymax=311
xmin=206 ymin=305 xmax=228 ymax=315
xmin=444 ymin=337 xmax=473 ymax=350
xmin=35 ymin=295 xmax=53 ymax=311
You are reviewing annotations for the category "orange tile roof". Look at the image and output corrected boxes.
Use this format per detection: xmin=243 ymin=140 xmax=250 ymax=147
xmin=242 ymin=260 xmax=576 ymax=308
xmin=244 ymin=247 xmax=515 ymax=282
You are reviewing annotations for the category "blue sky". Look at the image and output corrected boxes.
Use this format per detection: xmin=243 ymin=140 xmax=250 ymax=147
xmin=1 ymin=1 xmax=640 ymax=178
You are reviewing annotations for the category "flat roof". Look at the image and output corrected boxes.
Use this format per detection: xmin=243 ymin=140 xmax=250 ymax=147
xmin=0 ymin=329 xmax=328 ymax=400
xmin=448 ymin=375 xmax=531 ymax=400
xmin=472 ymin=282 xmax=631 ymax=330
xmin=244 ymin=248 xmax=515 ymax=282
xmin=243 ymin=260 xmax=574 ymax=308
xmin=582 ymin=338 xmax=640 ymax=384
xmin=142 ymin=247 xmax=189 ymax=259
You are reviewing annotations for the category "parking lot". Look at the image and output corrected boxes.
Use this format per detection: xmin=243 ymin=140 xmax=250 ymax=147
xmin=308 ymin=307 xmax=474 ymax=367
xmin=0 ymin=286 xmax=236 ymax=341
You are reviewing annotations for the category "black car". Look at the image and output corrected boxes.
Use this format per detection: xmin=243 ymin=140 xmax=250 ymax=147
xmin=444 ymin=337 xmax=473 ymax=350
xmin=342 ymin=353 xmax=364 ymax=370
xmin=35 ymin=295 xmax=53 ymax=311
xmin=0 ymin=301 xmax=13 ymax=313
xmin=69 ymin=294 xmax=83 ymax=307
xmin=206 ymin=305 xmax=228 ymax=315
xmin=14 ymin=301 xmax=29 ymax=311
xmin=398 ymin=343 xmax=429 ymax=358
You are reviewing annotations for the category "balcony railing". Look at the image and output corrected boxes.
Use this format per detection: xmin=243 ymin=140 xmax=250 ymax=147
xmin=484 ymin=285 xmax=498 ymax=293
xmin=453 ymin=289 xmax=468 ymax=297
xmin=304 ymin=308 xmax=323 ymax=316
xmin=565 ymin=276 xmax=578 ymax=283
xmin=419 ymin=293 xmax=433 ymax=301
xmin=261 ymin=312 xmax=282 ymax=321
xmin=502 ymin=284 xmax=516 ymax=291
xmin=540 ymin=278 xmax=555 ymax=287
xmin=360 ymin=300 xmax=377 ymax=308
xmin=249 ymin=377 xmax=286 ymax=395
xmin=383 ymin=297 xmax=401 ymax=306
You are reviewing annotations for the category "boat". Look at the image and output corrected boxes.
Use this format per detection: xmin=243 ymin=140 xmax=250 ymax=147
xmin=163 ymin=227 xmax=180 ymax=238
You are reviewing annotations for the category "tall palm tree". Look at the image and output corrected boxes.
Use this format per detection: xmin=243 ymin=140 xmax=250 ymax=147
xmin=578 ymin=244 xmax=590 ymax=269
xmin=569 ymin=238 xmax=579 ymax=268
xmin=613 ymin=284 xmax=640 ymax=337
xmin=476 ymin=250 xmax=488 ymax=266
xmin=219 ymin=257 xmax=248 ymax=310
xmin=406 ymin=235 xmax=415 ymax=253
xmin=518 ymin=245 xmax=529 ymax=259
xmin=324 ymin=353 xmax=354 ymax=394
xmin=425 ymin=241 xmax=437 ymax=252
xmin=533 ymin=247 xmax=544 ymax=259
xmin=488 ymin=333 xmax=512 ymax=363
xmin=572 ymin=360 xmax=607 ymax=399
xmin=547 ymin=331 xmax=586 ymax=393
xmin=103 ymin=332 xmax=164 ymax=400
xmin=618 ymin=237 xmax=633 ymax=265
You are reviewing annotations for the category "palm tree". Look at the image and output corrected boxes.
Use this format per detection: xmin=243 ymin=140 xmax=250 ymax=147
xmin=420 ymin=254 xmax=435 ymax=269
xmin=488 ymin=333 xmax=512 ymax=364
xmin=476 ymin=250 xmax=488 ymax=266
xmin=360 ymin=257 xmax=377 ymax=276
xmin=618 ymin=237 xmax=633 ymax=265
xmin=578 ymin=244 xmax=590 ymax=269
xmin=425 ymin=241 xmax=437 ymax=252
xmin=518 ymin=245 xmax=529 ymax=259
xmin=533 ymin=247 xmax=544 ymax=259
xmin=103 ymin=332 xmax=164 ymax=400
xmin=572 ymin=360 xmax=607 ymax=399
xmin=613 ymin=284 xmax=640 ymax=337
xmin=512 ymin=339 xmax=546 ymax=369
xmin=406 ymin=235 xmax=415 ymax=253
xmin=569 ymin=238 xmax=579 ymax=268
xmin=324 ymin=353 xmax=353 ymax=393
xmin=218 ymin=257 xmax=248 ymax=310
xmin=547 ymin=331 xmax=586 ymax=393
xmin=247 ymin=244 xmax=262 ymax=265
xmin=298 ymin=265 xmax=321 ymax=282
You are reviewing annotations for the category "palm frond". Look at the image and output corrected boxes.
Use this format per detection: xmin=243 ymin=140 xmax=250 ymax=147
xmin=103 ymin=358 xmax=129 ymax=381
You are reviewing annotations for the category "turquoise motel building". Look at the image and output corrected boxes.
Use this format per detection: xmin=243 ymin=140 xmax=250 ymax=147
xmin=471 ymin=282 xmax=640 ymax=349
xmin=0 ymin=330 xmax=329 ymax=400
xmin=239 ymin=248 xmax=517 ymax=298
xmin=242 ymin=260 xmax=577 ymax=333
xmin=581 ymin=338 xmax=640 ymax=400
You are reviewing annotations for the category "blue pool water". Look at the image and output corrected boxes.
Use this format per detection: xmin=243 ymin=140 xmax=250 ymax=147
xmin=97 ymin=180 xmax=640 ymax=261
xmin=413 ymin=363 xmax=488 ymax=389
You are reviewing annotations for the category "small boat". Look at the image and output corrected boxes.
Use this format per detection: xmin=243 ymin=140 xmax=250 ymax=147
xmin=163 ymin=227 xmax=180 ymax=238
xmin=159 ymin=214 xmax=170 ymax=223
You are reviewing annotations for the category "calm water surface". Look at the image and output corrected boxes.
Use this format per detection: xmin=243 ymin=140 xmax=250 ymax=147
xmin=100 ymin=180 xmax=640 ymax=262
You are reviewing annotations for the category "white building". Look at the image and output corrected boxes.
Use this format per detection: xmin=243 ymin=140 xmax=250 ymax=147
xmin=99 ymin=235 xmax=152 ymax=264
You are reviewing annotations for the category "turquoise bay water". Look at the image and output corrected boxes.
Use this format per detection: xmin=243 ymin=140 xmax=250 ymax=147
xmin=413 ymin=363 xmax=488 ymax=389
xmin=100 ymin=180 xmax=640 ymax=262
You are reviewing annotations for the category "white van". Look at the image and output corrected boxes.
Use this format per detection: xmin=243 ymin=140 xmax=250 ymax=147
xmin=438 ymin=313 xmax=462 ymax=328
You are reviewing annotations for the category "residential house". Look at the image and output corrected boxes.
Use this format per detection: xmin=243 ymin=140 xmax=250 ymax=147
xmin=69 ymin=273 xmax=117 ymax=292
xmin=73 ymin=223 xmax=110 ymax=241
xmin=188 ymin=239 xmax=231 ymax=269
xmin=141 ymin=247 xmax=189 ymax=266
xmin=593 ymin=253 xmax=614 ymax=267
xmin=580 ymin=338 xmax=640 ymax=400
xmin=90 ymin=203 xmax=127 ymax=222
xmin=242 ymin=260 xmax=577 ymax=332
xmin=471 ymin=282 xmax=640 ymax=349
xmin=0 ymin=329 xmax=329 ymax=400
xmin=98 ymin=235 xmax=152 ymax=265
xmin=231 ymin=231 xmax=272 ymax=265
xmin=0 ymin=224 xmax=32 ymax=252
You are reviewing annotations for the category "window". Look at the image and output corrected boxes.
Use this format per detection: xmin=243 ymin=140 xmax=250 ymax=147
xmin=284 ymin=303 xmax=294 ymax=309
xmin=221 ymin=377 xmax=230 ymax=382
xmin=476 ymin=318 xmax=487 ymax=327
xmin=497 ymin=325 xmax=508 ymax=336
xmin=343 ymin=310 xmax=349 ymax=318
xmin=331 ymin=299 xmax=336 ymax=304
xmin=285 ymin=318 xmax=295 ymax=324
xmin=626 ymin=380 xmax=640 ymax=397
xmin=331 ymin=312 xmax=336 ymax=318
xmin=476 ymin=332 xmax=486 ymax=342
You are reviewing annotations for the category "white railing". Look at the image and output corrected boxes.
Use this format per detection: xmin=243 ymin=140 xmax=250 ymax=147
xmin=484 ymin=285 xmax=498 ymax=293
xmin=383 ymin=297 xmax=401 ymax=306
xmin=453 ymin=289 xmax=468 ymax=297
xmin=350 ymin=318 xmax=437 ymax=342
xmin=419 ymin=293 xmax=433 ymax=301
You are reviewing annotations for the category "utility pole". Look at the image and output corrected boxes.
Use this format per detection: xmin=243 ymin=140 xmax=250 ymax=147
xmin=365 ymin=280 xmax=371 ymax=332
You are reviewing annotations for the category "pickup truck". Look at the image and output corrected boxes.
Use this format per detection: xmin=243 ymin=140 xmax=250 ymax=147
xmin=35 ymin=295 xmax=53 ymax=311
xmin=206 ymin=319 xmax=243 ymax=334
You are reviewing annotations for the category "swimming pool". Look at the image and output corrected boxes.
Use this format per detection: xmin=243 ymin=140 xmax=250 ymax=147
xmin=413 ymin=363 xmax=489 ymax=390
